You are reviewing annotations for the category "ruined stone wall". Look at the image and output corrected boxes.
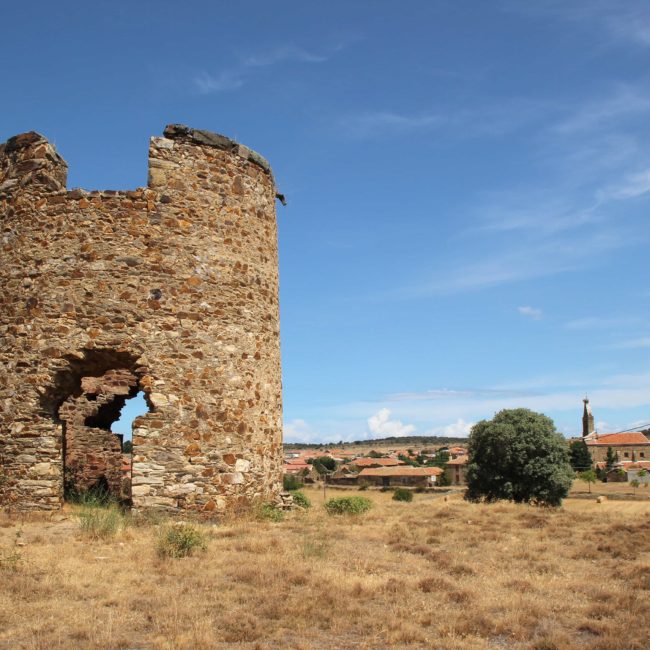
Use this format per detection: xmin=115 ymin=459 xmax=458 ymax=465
xmin=0 ymin=125 xmax=284 ymax=513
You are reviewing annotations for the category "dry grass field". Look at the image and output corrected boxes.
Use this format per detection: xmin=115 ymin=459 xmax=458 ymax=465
xmin=0 ymin=488 xmax=648 ymax=650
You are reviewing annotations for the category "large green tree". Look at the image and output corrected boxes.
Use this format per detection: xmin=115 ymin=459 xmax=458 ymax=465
xmin=465 ymin=408 xmax=574 ymax=507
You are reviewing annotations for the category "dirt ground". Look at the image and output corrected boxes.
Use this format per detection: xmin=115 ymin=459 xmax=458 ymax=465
xmin=0 ymin=487 xmax=648 ymax=649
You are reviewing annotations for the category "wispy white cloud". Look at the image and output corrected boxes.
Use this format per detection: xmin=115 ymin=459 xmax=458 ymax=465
xmin=389 ymin=388 xmax=537 ymax=401
xmin=340 ymin=98 xmax=552 ymax=139
xmin=467 ymin=184 xmax=610 ymax=237
xmin=243 ymin=45 xmax=329 ymax=67
xmin=552 ymin=85 xmax=650 ymax=134
xmin=597 ymin=167 xmax=650 ymax=201
xmin=502 ymin=0 xmax=650 ymax=48
xmin=194 ymin=71 xmax=244 ymax=94
xmin=367 ymin=408 xmax=415 ymax=437
xmin=194 ymin=41 xmax=344 ymax=94
xmin=518 ymin=306 xmax=543 ymax=320
xmin=342 ymin=111 xmax=444 ymax=137
xmin=565 ymin=316 xmax=641 ymax=330
xmin=607 ymin=336 xmax=650 ymax=350
xmin=392 ymin=228 xmax=625 ymax=298
xmin=606 ymin=10 xmax=650 ymax=47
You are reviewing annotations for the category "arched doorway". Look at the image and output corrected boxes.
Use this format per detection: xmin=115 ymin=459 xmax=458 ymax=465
xmin=41 ymin=349 xmax=150 ymax=504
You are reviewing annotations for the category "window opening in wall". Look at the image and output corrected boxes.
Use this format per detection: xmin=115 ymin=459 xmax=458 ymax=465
xmin=112 ymin=390 xmax=149 ymax=453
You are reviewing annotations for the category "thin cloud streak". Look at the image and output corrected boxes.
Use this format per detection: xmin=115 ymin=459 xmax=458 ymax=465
xmin=341 ymin=111 xmax=444 ymax=137
xmin=193 ymin=71 xmax=244 ymax=94
xmin=607 ymin=336 xmax=650 ymax=350
xmin=340 ymin=98 xmax=554 ymax=139
xmin=552 ymin=85 xmax=650 ymax=135
xmin=391 ymin=229 xmax=625 ymax=298
xmin=565 ymin=317 xmax=641 ymax=330
xmin=388 ymin=388 xmax=541 ymax=402
xmin=244 ymin=45 xmax=329 ymax=67
xmin=502 ymin=0 xmax=650 ymax=48
xmin=598 ymin=167 xmax=650 ymax=201
xmin=194 ymin=41 xmax=345 ymax=94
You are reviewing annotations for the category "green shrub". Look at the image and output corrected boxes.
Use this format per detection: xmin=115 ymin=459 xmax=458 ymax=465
xmin=156 ymin=522 xmax=207 ymax=559
xmin=392 ymin=488 xmax=413 ymax=502
xmin=324 ymin=496 xmax=372 ymax=516
xmin=291 ymin=490 xmax=311 ymax=509
xmin=77 ymin=503 xmax=125 ymax=540
xmin=256 ymin=502 xmax=285 ymax=522
xmin=283 ymin=473 xmax=302 ymax=491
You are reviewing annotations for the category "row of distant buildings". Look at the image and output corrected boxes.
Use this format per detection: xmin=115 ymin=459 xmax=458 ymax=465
xmin=283 ymin=399 xmax=650 ymax=489
xmin=284 ymin=446 xmax=468 ymax=488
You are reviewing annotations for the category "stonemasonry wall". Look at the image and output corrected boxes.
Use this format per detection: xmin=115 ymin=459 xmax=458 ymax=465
xmin=0 ymin=125 xmax=284 ymax=514
xmin=588 ymin=445 xmax=649 ymax=463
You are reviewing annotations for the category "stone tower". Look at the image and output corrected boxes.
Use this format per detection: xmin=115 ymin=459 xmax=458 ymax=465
xmin=0 ymin=125 xmax=284 ymax=514
xmin=582 ymin=396 xmax=595 ymax=438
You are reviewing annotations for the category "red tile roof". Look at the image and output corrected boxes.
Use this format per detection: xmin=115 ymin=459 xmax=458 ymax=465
xmin=359 ymin=466 xmax=443 ymax=477
xmin=352 ymin=458 xmax=405 ymax=467
xmin=586 ymin=432 xmax=650 ymax=446
xmin=446 ymin=457 xmax=468 ymax=466
xmin=283 ymin=462 xmax=311 ymax=473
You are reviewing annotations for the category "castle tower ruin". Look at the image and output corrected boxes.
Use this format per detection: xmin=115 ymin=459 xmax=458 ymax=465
xmin=0 ymin=125 xmax=284 ymax=513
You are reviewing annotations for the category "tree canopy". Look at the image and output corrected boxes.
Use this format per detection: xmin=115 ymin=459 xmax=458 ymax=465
xmin=307 ymin=456 xmax=336 ymax=474
xmin=465 ymin=408 xmax=574 ymax=507
xmin=569 ymin=439 xmax=592 ymax=471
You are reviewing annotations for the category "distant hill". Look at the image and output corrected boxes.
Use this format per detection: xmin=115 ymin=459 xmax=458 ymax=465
xmin=284 ymin=435 xmax=468 ymax=450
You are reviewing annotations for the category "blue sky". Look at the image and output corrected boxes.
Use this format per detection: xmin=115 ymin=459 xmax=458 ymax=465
xmin=3 ymin=1 xmax=650 ymax=442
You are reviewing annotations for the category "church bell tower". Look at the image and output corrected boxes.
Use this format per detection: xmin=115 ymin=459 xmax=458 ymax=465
xmin=582 ymin=396 xmax=595 ymax=437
